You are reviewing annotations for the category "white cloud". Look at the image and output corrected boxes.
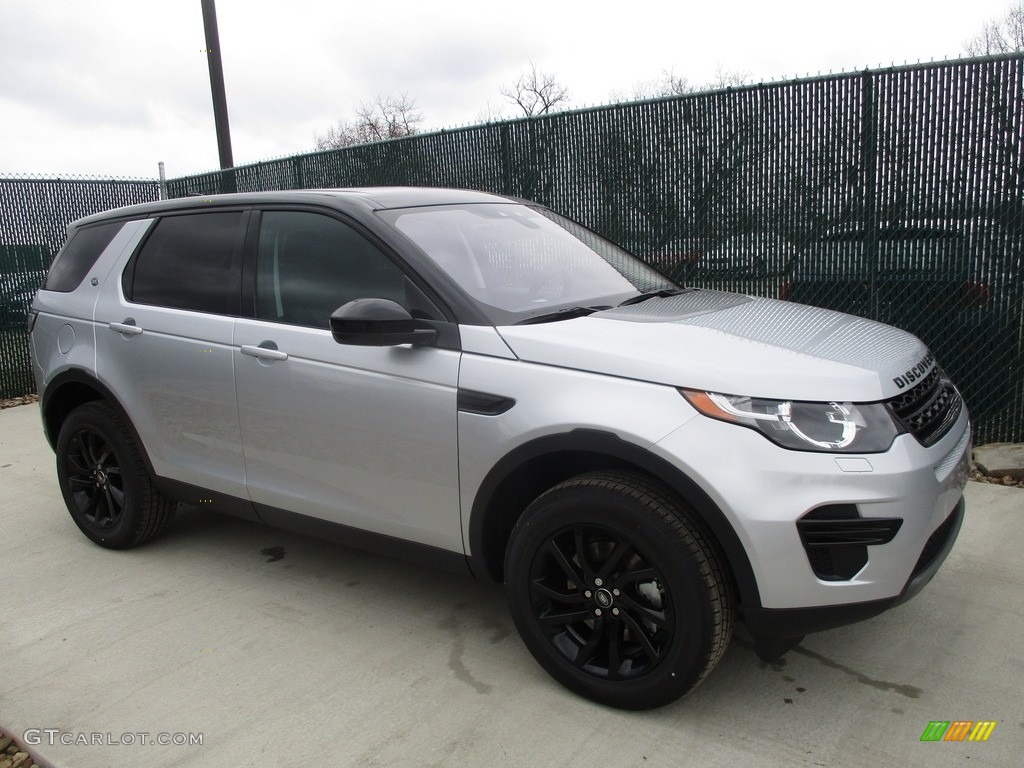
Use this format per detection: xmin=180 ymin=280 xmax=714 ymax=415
xmin=0 ymin=0 xmax=1016 ymax=178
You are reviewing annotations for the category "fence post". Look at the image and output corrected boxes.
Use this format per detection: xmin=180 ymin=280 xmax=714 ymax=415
xmin=860 ymin=70 xmax=880 ymax=320
xmin=500 ymin=123 xmax=513 ymax=196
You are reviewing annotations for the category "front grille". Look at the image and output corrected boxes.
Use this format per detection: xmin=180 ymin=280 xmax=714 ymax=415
xmin=886 ymin=367 xmax=962 ymax=447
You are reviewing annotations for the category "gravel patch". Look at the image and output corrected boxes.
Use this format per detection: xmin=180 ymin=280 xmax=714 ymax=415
xmin=970 ymin=467 xmax=1024 ymax=489
xmin=0 ymin=729 xmax=41 ymax=768
xmin=0 ymin=394 xmax=38 ymax=410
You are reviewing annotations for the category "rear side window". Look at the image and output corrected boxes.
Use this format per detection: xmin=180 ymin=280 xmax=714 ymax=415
xmin=44 ymin=221 xmax=124 ymax=292
xmin=126 ymin=212 xmax=245 ymax=314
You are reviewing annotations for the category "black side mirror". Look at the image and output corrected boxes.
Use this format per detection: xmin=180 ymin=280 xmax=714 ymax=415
xmin=330 ymin=298 xmax=437 ymax=347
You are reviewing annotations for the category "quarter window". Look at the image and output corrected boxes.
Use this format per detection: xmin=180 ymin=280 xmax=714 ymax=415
xmin=45 ymin=221 xmax=124 ymax=292
xmin=127 ymin=212 xmax=245 ymax=314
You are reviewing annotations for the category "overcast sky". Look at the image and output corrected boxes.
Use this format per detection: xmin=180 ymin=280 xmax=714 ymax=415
xmin=0 ymin=0 xmax=1015 ymax=180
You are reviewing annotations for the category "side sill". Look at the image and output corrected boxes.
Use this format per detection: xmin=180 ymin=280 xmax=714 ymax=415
xmin=152 ymin=478 xmax=474 ymax=577
xmin=255 ymin=504 xmax=473 ymax=578
xmin=153 ymin=477 xmax=263 ymax=524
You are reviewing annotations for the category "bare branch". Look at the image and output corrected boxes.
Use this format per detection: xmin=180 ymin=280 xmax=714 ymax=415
xmin=610 ymin=64 xmax=750 ymax=104
xmin=1007 ymin=2 xmax=1024 ymax=48
xmin=964 ymin=2 xmax=1024 ymax=55
xmin=314 ymin=93 xmax=423 ymax=150
xmin=705 ymin=65 xmax=751 ymax=90
xmin=965 ymin=20 xmax=1012 ymax=55
xmin=611 ymin=69 xmax=693 ymax=102
xmin=500 ymin=62 xmax=571 ymax=117
xmin=476 ymin=101 xmax=510 ymax=123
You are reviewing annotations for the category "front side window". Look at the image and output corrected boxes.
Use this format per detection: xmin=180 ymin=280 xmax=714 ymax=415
xmin=127 ymin=212 xmax=245 ymax=314
xmin=255 ymin=211 xmax=418 ymax=329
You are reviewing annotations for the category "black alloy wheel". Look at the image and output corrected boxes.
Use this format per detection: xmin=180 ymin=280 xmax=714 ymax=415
xmin=63 ymin=426 xmax=125 ymax=531
xmin=528 ymin=523 xmax=674 ymax=681
xmin=56 ymin=402 xmax=175 ymax=549
xmin=505 ymin=471 xmax=733 ymax=710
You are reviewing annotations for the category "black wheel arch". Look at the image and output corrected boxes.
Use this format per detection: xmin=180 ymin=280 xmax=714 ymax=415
xmin=40 ymin=369 xmax=157 ymax=478
xmin=467 ymin=429 xmax=762 ymax=611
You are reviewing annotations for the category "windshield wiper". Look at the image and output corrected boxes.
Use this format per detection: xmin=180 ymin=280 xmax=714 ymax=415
xmin=618 ymin=288 xmax=686 ymax=307
xmin=515 ymin=305 xmax=610 ymax=325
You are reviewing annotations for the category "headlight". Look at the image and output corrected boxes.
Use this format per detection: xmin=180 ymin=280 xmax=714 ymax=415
xmin=679 ymin=389 xmax=900 ymax=453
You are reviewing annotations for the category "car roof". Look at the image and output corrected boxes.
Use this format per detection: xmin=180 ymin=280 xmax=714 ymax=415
xmin=71 ymin=187 xmax=525 ymax=227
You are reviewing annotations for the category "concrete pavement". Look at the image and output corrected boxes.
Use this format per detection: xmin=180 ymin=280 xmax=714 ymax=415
xmin=0 ymin=402 xmax=1021 ymax=768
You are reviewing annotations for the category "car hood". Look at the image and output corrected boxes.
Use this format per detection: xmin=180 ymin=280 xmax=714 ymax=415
xmin=496 ymin=290 xmax=931 ymax=402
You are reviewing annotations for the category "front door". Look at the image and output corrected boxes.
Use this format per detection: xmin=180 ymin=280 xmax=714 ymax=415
xmin=233 ymin=209 xmax=463 ymax=552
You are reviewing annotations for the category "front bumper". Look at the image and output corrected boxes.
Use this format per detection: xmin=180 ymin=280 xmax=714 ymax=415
xmin=742 ymin=496 xmax=964 ymax=641
xmin=651 ymin=402 xmax=971 ymax=620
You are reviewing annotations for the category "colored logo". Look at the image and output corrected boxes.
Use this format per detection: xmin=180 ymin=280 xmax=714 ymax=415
xmin=920 ymin=721 xmax=997 ymax=742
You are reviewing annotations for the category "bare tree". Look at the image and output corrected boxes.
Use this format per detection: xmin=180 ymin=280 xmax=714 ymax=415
xmin=500 ymin=62 xmax=571 ymax=117
xmin=611 ymin=69 xmax=693 ymax=102
xmin=610 ymin=66 xmax=749 ymax=104
xmin=476 ymin=101 xmax=510 ymax=124
xmin=964 ymin=1 xmax=1024 ymax=54
xmin=705 ymin=65 xmax=751 ymax=90
xmin=315 ymin=93 xmax=423 ymax=150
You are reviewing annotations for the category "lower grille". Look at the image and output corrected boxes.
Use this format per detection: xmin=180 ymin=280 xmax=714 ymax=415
xmin=797 ymin=505 xmax=903 ymax=581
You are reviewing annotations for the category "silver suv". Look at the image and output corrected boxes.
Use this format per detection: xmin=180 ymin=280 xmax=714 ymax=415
xmin=29 ymin=188 xmax=970 ymax=709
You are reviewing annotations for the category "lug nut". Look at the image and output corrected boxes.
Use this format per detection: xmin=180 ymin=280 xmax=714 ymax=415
xmin=594 ymin=608 xmax=602 ymax=617
xmin=584 ymin=590 xmax=592 ymax=598
xmin=612 ymin=589 xmax=620 ymax=596
xmin=612 ymin=608 xmax=620 ymax=616
xmin=594 ymin=578 xmax=603 ymax=586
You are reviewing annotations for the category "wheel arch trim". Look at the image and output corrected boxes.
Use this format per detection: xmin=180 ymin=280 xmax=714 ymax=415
xmin=466 ymin=428 xmax=762 ymax=610
xmin=40 ymin=368 xmax=157 ymax=477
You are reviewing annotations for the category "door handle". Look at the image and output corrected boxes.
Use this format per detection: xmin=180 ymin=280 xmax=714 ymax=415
xmin=241 ymin=343 xmax=288 ymax=362
xmin=108 ymin=320 xmax=143 ymax=336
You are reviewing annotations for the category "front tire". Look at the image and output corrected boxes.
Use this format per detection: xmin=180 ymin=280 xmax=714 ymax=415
xmin=505 ymin=471 xmax=733 ymax=709
xmin=56 ymin=402 xmax=175 ymax=549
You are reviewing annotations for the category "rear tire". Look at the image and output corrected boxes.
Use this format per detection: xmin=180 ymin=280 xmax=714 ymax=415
xmin=505 ymin=471 xmax=733 ymax=709
xmin=56 ymin=402 xmax=175 ymax=548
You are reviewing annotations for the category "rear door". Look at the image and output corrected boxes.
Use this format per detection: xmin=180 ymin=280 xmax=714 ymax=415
xmin=94 ymin=210 xmax=249 ymax=499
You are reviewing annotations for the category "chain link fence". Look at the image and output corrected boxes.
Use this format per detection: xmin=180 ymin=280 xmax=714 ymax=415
xmin=2 ymin=55 xmax=1022 ymax=443
xmin=0 ymin=245 xmax=48 ymax=399
xmin=0 ymin=176 xmax=160 ymax=399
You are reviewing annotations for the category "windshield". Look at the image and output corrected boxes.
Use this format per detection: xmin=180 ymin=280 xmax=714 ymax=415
xmin=379 ymin=204 xmax=675 ymax=319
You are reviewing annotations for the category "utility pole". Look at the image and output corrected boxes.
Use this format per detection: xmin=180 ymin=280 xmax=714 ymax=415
xmin=200 ymin=0 xmax=235 ymax=187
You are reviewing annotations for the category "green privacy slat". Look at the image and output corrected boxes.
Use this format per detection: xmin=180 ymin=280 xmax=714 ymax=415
xmin=3 ymin=56 xmax=1022 ymax=439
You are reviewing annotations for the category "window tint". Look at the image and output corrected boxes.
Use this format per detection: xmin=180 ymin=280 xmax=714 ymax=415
xmin=256 ymin=211 xmax=416 ymax=329
xmin=44 ymin=221 xmax=124 ymax=292
xmin=129 ymin=212 xmax=244 ymax=314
